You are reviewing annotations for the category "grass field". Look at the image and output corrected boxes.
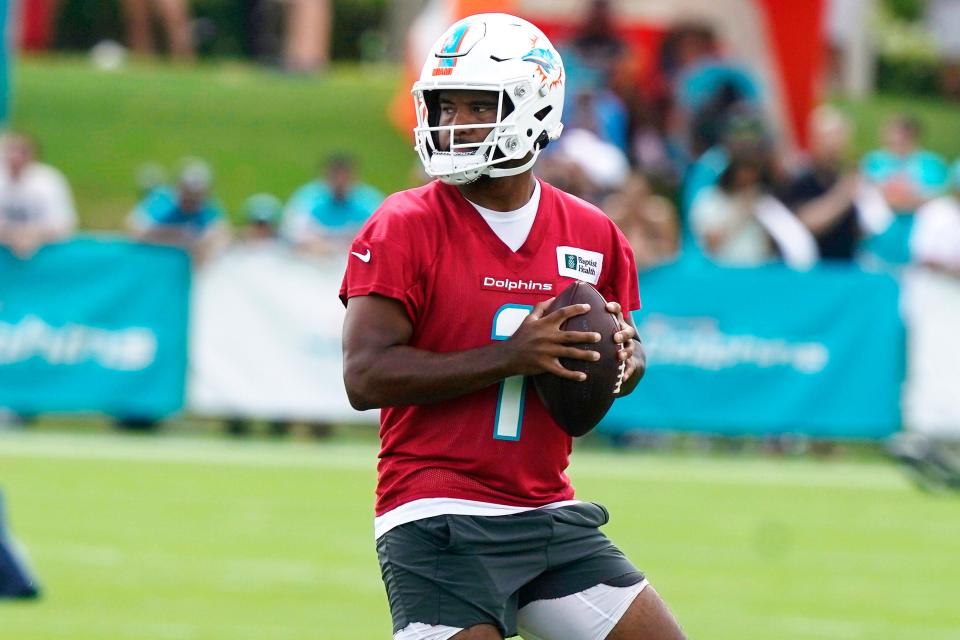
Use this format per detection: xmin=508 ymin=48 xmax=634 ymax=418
xmin=11 ymin=57 xmax=960 ymax=230
xmin=6 ymin=57 xmax=960 ymax=639
xmin=11 ymin=58 xmax=412 ymax=230
xmin=1 ymin=430 xmax=958 ymax=640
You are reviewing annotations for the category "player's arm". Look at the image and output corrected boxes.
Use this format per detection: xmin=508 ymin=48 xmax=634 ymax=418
xmin=342 ymin=294 xmax=601 ymax=410
xmin=606 ymin=302 xmax=645 ymax=397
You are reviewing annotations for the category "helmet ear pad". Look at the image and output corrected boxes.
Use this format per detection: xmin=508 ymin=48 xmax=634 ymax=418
xmin=535 ymin=130 xmax=551 ymax=153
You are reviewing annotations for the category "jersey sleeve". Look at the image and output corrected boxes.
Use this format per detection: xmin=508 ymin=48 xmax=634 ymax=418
xmin=339 ymin=198 xmax=429 ymax=322
xmin=601 ymin=222 xmax=642 ymax=314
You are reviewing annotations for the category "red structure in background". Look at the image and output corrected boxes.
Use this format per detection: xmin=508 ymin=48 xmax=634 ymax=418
xmin=536 ymin=0 xmax=826 ymax=149
xmin=754 ymin=0 xmax=826 ymax=149
xmin=394 ymin=0 xmax=827 ymax=151
xmin=19 ymin=0 xmax=58 ymax=51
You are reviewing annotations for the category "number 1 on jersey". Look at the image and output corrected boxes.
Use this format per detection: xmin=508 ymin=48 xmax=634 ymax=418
xmin=491 ymin=304 xmax=533 ymax=441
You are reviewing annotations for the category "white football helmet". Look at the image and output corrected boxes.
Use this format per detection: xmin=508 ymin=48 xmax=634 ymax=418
xmin=412 ymin=13 xmax=565 ymax=185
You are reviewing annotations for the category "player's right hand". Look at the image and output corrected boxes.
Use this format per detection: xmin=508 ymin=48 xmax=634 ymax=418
xmin=501 ymin=297 xmax=601 ymax=381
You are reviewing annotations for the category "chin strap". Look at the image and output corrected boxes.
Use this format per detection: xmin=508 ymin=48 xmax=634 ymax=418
xmin=487 ymin=147 xmax=541 ymax=179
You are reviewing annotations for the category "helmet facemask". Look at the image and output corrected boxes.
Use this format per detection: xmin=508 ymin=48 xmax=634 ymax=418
xmin=414 ymin=87 xmax=532 ymax=185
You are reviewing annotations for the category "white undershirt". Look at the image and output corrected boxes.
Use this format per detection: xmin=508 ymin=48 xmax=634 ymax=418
xmin=465 ymin=179 xmax=540 ymax=252
xmin=374 ymin=498 xmax=581 ymax=539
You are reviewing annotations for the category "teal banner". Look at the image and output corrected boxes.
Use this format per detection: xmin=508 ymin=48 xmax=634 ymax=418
xmin=0 ymin=237 xmax=190 ymax=417
xmin=601 ymin=259 xmax=905 ymax=438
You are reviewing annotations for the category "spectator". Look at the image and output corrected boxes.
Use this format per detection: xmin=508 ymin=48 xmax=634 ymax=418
xmin=861 ymin=115 xmax=949 ymax=214
xmin=602 ymin=172 xmax=679 ymax=269
xmin=894 ymin=160 xmax=960 ymax=489
xmin=534 ymin=154 xmax=599 ymax=204
xmin=857 ymin=115 xmax=949 ymax=267
xmin=665 ymin=22 xmax=762 ymax=160
xmin=566 ymin=87 xmax=630 ymax=155
xmin=781 ymin=106 xmax=862 ymax=260
xmin=543 ymin=127 xmax=630 ymax=205
xmin=127 ymin=158 xmax=229 ymax=261
xmin=562 ymin=0 xmax=627 ymax=91
xmin=559 ymin=1 xmax=631 ymax=154
xmin=239 ymin=192 xmax=283 ymax=243
xmin=120 ymin=0 xmax=195 ymax=60
xmin=690 ymin=146 xmax=818 ymax=269
xmin=911 ymin=160 xmax=960 ymax=276
xmin=681 ymin=106 xmax=777 ymax=219
xmin=0 ymin=133 xmax=77 ymax=259
xmin=281 ymin=154 xmax=383 ymax=254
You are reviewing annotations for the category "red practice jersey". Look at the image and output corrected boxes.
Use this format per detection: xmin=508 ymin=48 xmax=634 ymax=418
xmin=340 ymin=179 xmax=641 ymax=516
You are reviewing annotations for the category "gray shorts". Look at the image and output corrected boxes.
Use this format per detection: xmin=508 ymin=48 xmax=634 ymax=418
xmin=376 ymin=502 xmax=644 ymax=638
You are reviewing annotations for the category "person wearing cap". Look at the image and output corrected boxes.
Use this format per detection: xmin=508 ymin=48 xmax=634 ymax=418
xmin=0 ymin=133 xmax=77 ymax=259
xmin=281 ymin=154 xmax=383 ymax=255
xmin=679 ymin=105 xmax=773 ymax=222
xmin=861 ymin=115 xmax=949 ymax=215
xmin=127 ymin=158 xmax=229 ymax=261
xmin=690 ymin=126 xmax=818 ymax=269
xmin=780 ymin=106 xmax=863 ymax=261
xmin=241 ymin=192 xmax=283 ymax=242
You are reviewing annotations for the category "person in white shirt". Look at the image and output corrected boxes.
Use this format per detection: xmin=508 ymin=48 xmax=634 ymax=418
xmin=0 ymin=133 xmax=77 ymax=259
xmin=912 ymin=163 xmax=960 ymax=276
xmin=894 ymin=160 xmax=960 ymax=490
xmin=690 ymin=150 xmax=818 ymax=269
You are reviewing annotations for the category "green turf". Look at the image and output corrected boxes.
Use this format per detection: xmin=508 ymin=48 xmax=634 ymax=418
xmin=11 ymin=58 xmax=960 ymax=232
xmin=1 ymin=431 xmax=957 ymax=640
xmin=11 ymin=57 xmax=413 ymax=230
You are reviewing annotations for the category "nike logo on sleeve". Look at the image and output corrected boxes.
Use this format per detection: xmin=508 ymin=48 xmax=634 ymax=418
xmin=351 ymin=249 xmax=372 ymax=263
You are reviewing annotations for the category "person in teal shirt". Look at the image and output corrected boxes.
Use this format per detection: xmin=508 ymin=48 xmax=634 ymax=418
xmin=861 ymin=115 xmax=949 ymax=212
xmin=281 ymin=154 xmax=383 ymax=254
xmin=127 ymin=158 xmax=230 ymax=262
xmin=860 ymin=115 xmax=949 ymax=266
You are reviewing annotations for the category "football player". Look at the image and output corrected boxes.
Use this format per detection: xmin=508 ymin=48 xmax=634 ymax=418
xmin=340 ymin=13 xmax=685 ymax=640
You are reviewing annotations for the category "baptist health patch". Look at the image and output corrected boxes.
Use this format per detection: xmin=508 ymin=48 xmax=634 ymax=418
xmin=556 ymin=246 xmax=603 ymax=285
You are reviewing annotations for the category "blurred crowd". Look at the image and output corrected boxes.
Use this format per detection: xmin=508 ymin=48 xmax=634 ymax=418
xmin=536 ymin=1 xmax=960 ymax=275
xmin=5 ymin=2 xmax=960 ymax=449
xmin=0 ymin=134 xmax=383 ymax=267
xmin=122 ymin=151 xmax=383 ymax=267
xmin=5 ymin=2 xmax=960 ymax=280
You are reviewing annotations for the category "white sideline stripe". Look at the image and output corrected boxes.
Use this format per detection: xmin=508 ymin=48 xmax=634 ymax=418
xmin=0 ymin=433 xmax=910 ymax=491
xmin=0 ymin=433 xmax=374 ymax=470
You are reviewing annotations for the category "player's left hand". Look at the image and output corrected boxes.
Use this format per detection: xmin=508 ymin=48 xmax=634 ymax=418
xmin=606 ymin=301 xmax=638 ymax=383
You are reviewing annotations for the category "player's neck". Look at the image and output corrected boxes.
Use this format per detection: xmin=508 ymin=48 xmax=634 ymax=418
xmin=458 ymin=172 xmax=536 ymax=212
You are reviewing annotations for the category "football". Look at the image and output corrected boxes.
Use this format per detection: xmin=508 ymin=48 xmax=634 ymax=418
xmin=531 ymin=281 xmax=625 ymax=437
